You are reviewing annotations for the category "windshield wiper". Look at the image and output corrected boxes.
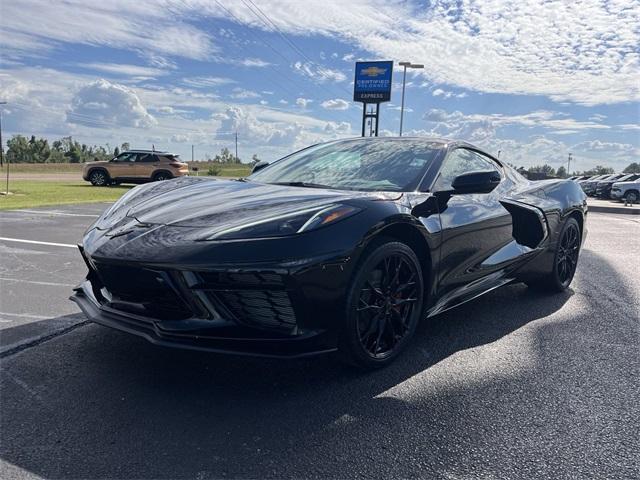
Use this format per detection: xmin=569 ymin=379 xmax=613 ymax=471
xmin=270 ymin=181 xmax=333 ymax=189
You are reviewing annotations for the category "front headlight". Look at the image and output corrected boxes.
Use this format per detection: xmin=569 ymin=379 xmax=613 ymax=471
xmin=202 ymin=204 xmax=362 ymax=241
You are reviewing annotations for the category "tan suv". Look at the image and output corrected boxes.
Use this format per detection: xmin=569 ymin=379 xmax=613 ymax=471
xmin=83 ymin=150 xmax=189 ymax=186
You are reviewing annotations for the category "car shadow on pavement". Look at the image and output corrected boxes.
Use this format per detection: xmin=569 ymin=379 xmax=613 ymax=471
xmin=1 ymin=251 xmax=637 ymax=479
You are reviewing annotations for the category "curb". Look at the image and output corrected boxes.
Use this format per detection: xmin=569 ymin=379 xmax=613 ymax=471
xmin=588 ymin=204 xmax=640 ymax=215
xmin=0 ymin=314 xmax=88 ymax=358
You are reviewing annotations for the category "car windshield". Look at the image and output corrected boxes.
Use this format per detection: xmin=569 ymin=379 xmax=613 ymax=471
xmin=249 ymin=139 xmax=442 ymax=192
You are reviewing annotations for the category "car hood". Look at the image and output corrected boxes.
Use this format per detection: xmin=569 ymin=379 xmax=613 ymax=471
xmin=613 ymin=181 xmax=640 ymax=187
xmin=116 ymin=177 xmax=394 ymax=229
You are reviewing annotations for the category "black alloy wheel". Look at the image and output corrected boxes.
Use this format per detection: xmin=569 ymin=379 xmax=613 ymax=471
xmin=527 ymin=216 xmax=581 ymax=293
xmin=340 ymin=241 xmax=424 ymax=369
xmin=556 ymin=220 xmax=580 ymax=287
xmin=89 ymin=170 xmax=108 ymax=186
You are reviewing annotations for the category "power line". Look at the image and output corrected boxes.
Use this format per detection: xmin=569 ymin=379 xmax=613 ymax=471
xmin=235 ymin=0 xmax=359 ymax=123
xmin=244 ymin=0 xmax=354 ymax=99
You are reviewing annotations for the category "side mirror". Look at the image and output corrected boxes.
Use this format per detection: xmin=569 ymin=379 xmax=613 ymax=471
xmin=251 ymin=160 xmax=270 ymax=174
xmin=450 ymin=170 xmax=501 ymax=194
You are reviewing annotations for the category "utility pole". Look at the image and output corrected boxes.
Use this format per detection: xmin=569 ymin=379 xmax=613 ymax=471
xmin=191 ymin=144 xmax=194 ymax=162
xmin=0 ymin=101 xmax=7 ymax=194
xmin=398 ymin=61 xmax=424 ymax=136
xmin=235 ymin=132 xmax=238 ymax=163
xmin=568 ymin=152 xmax=573 ymax=175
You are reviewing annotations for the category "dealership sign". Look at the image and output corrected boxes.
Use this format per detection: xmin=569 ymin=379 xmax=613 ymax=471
xmin=353 ymin=61 xmax=394 ymax=103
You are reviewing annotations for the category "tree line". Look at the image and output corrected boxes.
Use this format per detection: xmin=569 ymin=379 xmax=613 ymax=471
xmin=2 ymin=134 xmax=130 ymax=164
xmin=1 ymin=134 xmax=260 ymax=166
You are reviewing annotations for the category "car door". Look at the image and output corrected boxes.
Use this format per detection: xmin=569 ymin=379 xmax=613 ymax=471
xmin=109 ymin=152 xmax=137 ymax=179
xmin=432 ymin=148 xmax=514 ymax=299
xmin=134 ymin=153 xmax=157 ymax=178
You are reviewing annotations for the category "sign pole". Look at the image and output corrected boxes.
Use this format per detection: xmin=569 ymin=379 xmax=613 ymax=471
xmin=399 ymin=64 xmax=407 ymax=136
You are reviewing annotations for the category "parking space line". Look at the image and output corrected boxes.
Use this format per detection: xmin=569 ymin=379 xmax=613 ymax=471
xmin=9 ymin=209 xmax=99 ymax=218
xmin=0 ymin=277 xmax=75 ymax=287
xmin=0 ymin=237 xmax=77 ymax=248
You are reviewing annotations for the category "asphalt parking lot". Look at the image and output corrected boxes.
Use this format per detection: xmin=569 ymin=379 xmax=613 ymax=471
xmin=0 ymin=204 xmax=638 ymax=479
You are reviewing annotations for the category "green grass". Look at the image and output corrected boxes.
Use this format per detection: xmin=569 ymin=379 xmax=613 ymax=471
xmin=0 ymin=180 xmax=133 ymax=210
xmin=0 ymin=163 xmax=84 ymax=174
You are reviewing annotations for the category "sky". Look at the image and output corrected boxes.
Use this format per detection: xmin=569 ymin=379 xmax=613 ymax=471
xmin=0 ymin=0 xmax=638 ymax=171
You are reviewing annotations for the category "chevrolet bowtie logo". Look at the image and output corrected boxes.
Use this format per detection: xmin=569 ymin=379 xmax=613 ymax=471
xmin=361 ymin=66 xmax=387 ymax=77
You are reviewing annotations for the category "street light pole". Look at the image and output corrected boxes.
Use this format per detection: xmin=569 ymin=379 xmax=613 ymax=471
xmin=398 ymin=61 xmax=424 ymax=136
xmin=568 ymin=152 xmax=573 ymax=176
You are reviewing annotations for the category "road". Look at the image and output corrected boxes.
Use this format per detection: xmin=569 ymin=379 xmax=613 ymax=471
xmin=0 ymin=204 xmax=638 ymax=479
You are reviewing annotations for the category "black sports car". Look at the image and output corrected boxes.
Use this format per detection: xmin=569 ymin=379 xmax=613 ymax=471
xmin=72 ymin=138 xmax=587 ymax=368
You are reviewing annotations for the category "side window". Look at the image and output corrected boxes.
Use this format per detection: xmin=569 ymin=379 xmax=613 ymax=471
xmin=136 ymin=154 xmax=155 ymax=163
xmin=113 ymin=153 xmax=136 ymax=163
xmin=434 ymin=148 xmax=500 ymax=191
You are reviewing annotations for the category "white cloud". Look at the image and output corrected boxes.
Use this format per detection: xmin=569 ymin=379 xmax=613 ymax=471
xmin=239 ymin=58 xmax=271 ymax=68
xmin=0 ymin=66 xmax=354 ymax=162
xmin=588 ymin=113 xmax=607 ymax=122
xmin=0 ymin=0 xmax=216 ymax=61
xmin=323 ymin=121 xmax=351 ymax=135
xmin=619 ymin=124 xmax=640 ymax=131
xmin=432 ymin=88 xmax=467 ymax=99
xmin=293 ymin=61 xmax=347 ymax=83
xmin=78 ymin=63 xmax=167 ymax=77
xmin=67 ymin=79 xmax=156 ymax=128
xmin=422 ymin=108 xmax=611 ymax=140
xmin=207 ymin=0 xmax=640 ymax=105
xmin=156 ymin=106 xmax=176 ymax=114
xmin=321 ymin=98 xmax=349 ymax=110
xmin=296 ymin=97 xmax=313 ymax=108
xmin=417 ymin=109 xmax=638 ymax=170
xmin=230 ymin=88 xmax=261 ymax=99
xmin=3 ymin=1 xmax=638 ymax=105
xmin=572 ymin=140 xmax=638 ymax=156
xmin=182 ymin=76 xmax=236 ymax=89
xmin=216 ymin=106 xmax=303 ymax=147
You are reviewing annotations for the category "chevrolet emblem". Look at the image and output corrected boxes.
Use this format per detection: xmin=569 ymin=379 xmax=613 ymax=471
xmin=361 ymin=66 xmax=387 ymax=77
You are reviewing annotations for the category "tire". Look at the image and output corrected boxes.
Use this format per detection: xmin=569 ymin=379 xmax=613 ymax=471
xmin=338 ymin=240 xmax=424 ymax=369
xmin=624 ymin=190 xmax=639 ymax=204
xmin=89 ymin=169 xmax=109 ymax=186
xmin=153 ymin=171 xmax=171 ymax=182
xmin=527 ymin=217 xmax=581 ymax=293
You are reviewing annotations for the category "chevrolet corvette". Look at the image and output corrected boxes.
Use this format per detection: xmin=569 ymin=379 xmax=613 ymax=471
xmin=71 ymin=138 xmax=587 ymax=368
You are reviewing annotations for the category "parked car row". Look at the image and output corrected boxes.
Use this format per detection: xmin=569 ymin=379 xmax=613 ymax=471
xmin=569 ymin=173 xmax=640 ymax=202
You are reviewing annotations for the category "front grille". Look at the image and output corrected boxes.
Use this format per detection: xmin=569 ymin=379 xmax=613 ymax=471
xmin=197 ymin=271 xmax=285 ymax=288
xmin=90 ymin=262 xmax=192 ymax=320
xmin=84 ymin=258 xmax=298 ymax=330
xmin=213 ymin=290 xmax=296 ymax=329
